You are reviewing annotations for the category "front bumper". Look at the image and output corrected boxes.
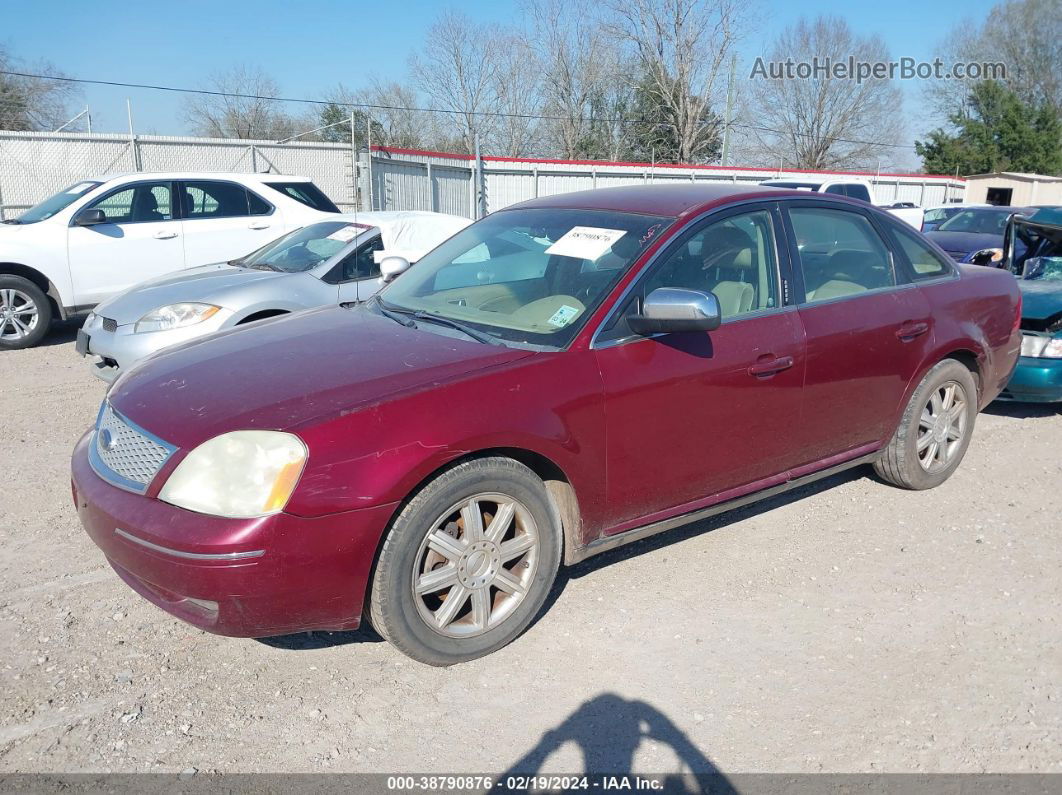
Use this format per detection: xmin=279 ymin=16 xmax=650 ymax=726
xmin=997 ymin=355 xmax=1062 ymax=403
xmin=78 ymin=311 xmax=232 ymax=382
xmin=72 ymin=431 xmax=396 ymax=637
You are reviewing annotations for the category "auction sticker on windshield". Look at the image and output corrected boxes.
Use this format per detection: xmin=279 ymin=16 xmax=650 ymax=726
xmin=545 ymin=226 xmax=627 ymax=261
xmin=327 ymin=225 xmax=361 ymax=243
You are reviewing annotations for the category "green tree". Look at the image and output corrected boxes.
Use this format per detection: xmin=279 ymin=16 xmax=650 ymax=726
xmin=317 ymin=103 xmax=385 ymax=147
xmin=916 ymin=80 xmax=1062 ymax=175
xmin=623 ymin=74 xmax=721 ymax=164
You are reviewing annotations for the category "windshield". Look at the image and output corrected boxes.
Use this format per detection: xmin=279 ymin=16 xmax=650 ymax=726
xmin=243 ymin=220 xmax=371 ymax=272
xmin=938 ymin=209 xmax=1010 ymax=234
xmin=380 ymin=207 xmax=672 ymax=347
xmin=15 ymin=181 xmax=102 ymax=224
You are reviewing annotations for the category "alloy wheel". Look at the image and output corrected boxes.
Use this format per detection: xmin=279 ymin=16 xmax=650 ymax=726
xmin=411 ymin=492 xmax=540 ymax=638
xmin=0 ymin=288 xmax=39 ymax=342
xmin=916 ymin=380 xmax=968 ymax=472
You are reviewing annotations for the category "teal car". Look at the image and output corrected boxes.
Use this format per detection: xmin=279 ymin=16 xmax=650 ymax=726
xmin=998 ymin=208 xmax=1062 ymax=403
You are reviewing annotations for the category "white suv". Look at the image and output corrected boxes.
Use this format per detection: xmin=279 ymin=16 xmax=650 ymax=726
xmin=0 ymin=173 xmax=340 ymax=349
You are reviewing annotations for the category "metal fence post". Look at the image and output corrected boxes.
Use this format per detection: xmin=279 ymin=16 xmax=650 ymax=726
xmin=0 ymin=178 xmax=6 ymax=221
xmin=426 ymin=161 xmax=434 ymax=212
xmin=126 ymin=99 xmax=141 ymax=171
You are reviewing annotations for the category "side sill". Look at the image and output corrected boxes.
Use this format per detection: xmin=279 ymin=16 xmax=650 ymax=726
xmin=568 ymin=452 xmax=879 ymax=565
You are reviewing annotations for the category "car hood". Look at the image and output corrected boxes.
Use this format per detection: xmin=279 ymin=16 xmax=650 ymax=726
xmin=923 ymin=230 xmax=1001 ymax=256
xmin=1018 ymin=279 xmax=1062 ymax=322
xmin=94 ymin=263 xmax=298 ymax=324
xmin=107 ymin=305 xmax=534 ymax=450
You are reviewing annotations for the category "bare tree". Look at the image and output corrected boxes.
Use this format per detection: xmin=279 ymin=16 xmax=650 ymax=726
xmin=489 ymin=33 xmax=542 ymax=156
xmin=526 ymin=0 xmax=626 ymax=159
xmin=603 ymin=0 xmax=745 ymax=163
xmin=410 ymin=11 xmax=501 ymax=153
xmin=745 ymin=16 xmax=905 ymax=170
xmin=362 ymin=80 xmax=432 ymax=149
xmin=920 ymin=20 xmax=988 ymax=124
xmin=182 ymin=66 xmax=297 ymax=139
xmin=0 ymin=46 xmax=82 ymax=131
xmin=986 ymin=0 xmax=1062 ymax=111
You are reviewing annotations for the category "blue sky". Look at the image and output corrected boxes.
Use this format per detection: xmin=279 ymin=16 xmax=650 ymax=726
xmin=4 ymin=0 xmax=998 ymax=163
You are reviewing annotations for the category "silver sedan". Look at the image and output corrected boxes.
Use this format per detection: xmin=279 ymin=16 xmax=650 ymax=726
xmin=77 ymin=211 xmax=471 ymax=381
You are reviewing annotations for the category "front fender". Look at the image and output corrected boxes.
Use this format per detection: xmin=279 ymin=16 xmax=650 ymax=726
xmin=286 ymin=350 xmax=609 ymax=539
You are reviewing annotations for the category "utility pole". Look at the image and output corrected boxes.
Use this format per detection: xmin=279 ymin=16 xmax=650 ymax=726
xmin=720 ymin=53 xmax=737 ymax=167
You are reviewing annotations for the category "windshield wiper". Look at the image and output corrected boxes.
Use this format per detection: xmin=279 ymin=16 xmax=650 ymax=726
xmin=373 ymin=298 xmax=417 ymax=328
xmin=411 ymin=311 xmax=495 ymax=344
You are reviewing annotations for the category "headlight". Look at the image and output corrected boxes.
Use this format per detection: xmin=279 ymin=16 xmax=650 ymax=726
xmin=158 ymin=431 xmax=307 ymax=518
xmin=968 ymin=248 xmax=1003 ymax=265
xmin=135 ymin=303 xmax=220 ymax=333
xmin=1020 ymin=335 xmax=1062 ymax=359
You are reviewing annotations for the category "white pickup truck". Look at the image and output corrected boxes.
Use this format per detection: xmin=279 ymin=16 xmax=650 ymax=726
xmin=760 ymin=178 xmax=925 ymax=229
xmin=0 ymin=172 xmax=340 ymax=349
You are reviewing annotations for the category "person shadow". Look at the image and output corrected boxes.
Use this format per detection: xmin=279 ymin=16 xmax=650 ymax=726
xmin=494 ymin=693 xmax=735 ymax=794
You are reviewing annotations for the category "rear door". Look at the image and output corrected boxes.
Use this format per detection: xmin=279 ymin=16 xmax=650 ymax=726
xmin=177 ymin=180 xmax=282 ymax=267
xmin=593 ymin=203 xmax=807 ymax=529
xmin=781 ymin=201 xmax=933 ymax=466
xmin=67 ymin=180 xmax=185 ymax=305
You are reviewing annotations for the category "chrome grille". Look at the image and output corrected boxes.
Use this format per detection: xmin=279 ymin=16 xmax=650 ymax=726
xmin=91 ymin=403 xmax=175 ymax=491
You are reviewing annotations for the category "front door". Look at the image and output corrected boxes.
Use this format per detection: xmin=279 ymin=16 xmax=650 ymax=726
xmin=68 ymin=181 xmax=185 ymax=306
xmin=593 ymin=204 xmax=807 ymax=530
xmin=781 ymin=202 xmax=934 ymax=466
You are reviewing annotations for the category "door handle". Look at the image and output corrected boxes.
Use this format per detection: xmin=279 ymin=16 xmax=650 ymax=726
xmin=895 ymin=321 xmax=930 ymax=341
xmin=153 ymin=230 xmax=178 ymax=240
xmin=748 ymin=355 xmax=795 ymax=377
xmin=248 ymin=222 xmax=271 ymax=230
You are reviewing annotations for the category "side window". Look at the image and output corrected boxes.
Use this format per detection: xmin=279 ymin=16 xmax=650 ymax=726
xmin=642 ymin=209 xmax=780 ymax=319
xmin=789 ymin=207 xmax=895 ymax=303
xmin=889 ymin=224 xmax=953 ymax=279
xmin=341 ymin=237 xmax=385 ymax=281
xmin=846 ymin=184 xmax=872 ymax=202
xmin=247 ymin=189 xmax=272 ymax=216
xmin=181 ymin=181 xmax=252 ymax=219
xmin=90 ymin=182 xmax=172 ymax=223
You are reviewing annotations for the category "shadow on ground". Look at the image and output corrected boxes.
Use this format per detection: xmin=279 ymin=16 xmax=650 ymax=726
xmin=983 ymin=400 xmax=1061 ymax=419
xmin=257 ymin=465 xmax=869 ymax=653
xmin=38 ymin=319 xmax=81 ymax=348
xmin=495 ymin=693 xmax=734 ymax=792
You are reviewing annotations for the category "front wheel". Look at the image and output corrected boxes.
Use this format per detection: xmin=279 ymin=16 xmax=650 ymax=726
xmin=0 ymin=276 xmax=52 ymax=350
xmin=874 ymin=359 xmax=978 ymax=490
xmin=368 ymin=457 xmax=561 ymax=665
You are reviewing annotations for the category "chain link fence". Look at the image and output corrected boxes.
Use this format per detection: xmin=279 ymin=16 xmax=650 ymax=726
xmin=0 ymin=130 xmax=967 ymax=221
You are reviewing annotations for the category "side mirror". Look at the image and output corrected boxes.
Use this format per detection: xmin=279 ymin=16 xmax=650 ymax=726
xmin=379 ymin=255 xmax=411 ymax=283
xmin=73 ymin=208 xmax=107 ymax=226
xmin=629 ymin=287 xmax=722 ymax=336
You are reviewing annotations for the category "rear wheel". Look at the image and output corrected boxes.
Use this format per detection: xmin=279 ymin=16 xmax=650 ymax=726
xmin=0 ymin=276 xmax=51 ymax=350
xmin=368 ymin=457 xmax=561 ymax=665
xmin=874 ymin=359 xmax=978 ymax=490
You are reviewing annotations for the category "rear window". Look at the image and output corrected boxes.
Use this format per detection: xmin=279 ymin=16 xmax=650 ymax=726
xmin=264 ymin=182 xmax=339 ymax=213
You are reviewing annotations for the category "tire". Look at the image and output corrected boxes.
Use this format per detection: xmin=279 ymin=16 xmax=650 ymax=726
xmin=874 ymin=359 xmax=978 ymax=490
xmin=368 ymin=457 xmax=561 ymax=665
xmin=0 ymin=276 xmax=52 ymax=350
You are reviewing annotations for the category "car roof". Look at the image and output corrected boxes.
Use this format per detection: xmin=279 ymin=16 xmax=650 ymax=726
xmin=90 ymin=172 xmax=316 ymax=184
xmin=507 ymin=183 xmax=792 ymax=218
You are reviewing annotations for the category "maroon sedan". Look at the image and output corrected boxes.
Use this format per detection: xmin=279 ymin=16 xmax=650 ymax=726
xmin=72 ymin=185 xmax=1021 ymax=665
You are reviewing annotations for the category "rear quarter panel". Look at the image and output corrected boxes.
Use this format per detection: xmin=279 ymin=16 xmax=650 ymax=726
xmin=909 ymin=265 xmax=1021 ymax=412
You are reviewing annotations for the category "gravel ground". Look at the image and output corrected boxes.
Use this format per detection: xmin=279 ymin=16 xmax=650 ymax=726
xmin=1 ymin=323 xmax=1060 ymax=776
